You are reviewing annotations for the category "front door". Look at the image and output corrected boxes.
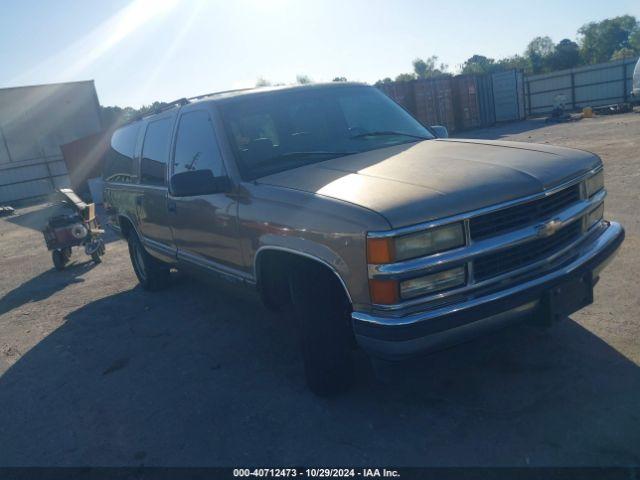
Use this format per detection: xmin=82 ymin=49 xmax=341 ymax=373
xmin=168 ymin=107 xmax=246 ymax=281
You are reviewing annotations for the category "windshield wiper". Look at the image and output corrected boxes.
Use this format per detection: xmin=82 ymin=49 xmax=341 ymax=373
xmin=349 ymin=130 xmax=430 ymax=140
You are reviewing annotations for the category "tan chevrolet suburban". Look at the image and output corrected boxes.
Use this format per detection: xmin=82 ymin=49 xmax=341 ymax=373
xmin=104 ymin=83 xmax=624 ymax=395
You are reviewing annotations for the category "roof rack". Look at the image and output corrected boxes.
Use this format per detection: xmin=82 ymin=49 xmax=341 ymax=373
xmin=119 ymin=88 xmax=257 ymax=127
xmin=128 ymin=97 xmax=189 ymax=123
xmin=155 ymin=97 xmax=189 ymax=112
xmin=188 ymin=87 xmax=255 ymax=102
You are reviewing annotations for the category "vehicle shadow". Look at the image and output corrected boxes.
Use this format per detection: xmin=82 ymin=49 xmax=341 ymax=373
xmin=0 ymin=280 xmax=639 ymax=466
xmin=0 ymin=261 xmax=98 ymax=316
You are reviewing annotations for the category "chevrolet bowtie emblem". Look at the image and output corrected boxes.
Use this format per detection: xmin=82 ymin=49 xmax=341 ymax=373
xmin=537 ymin=218 xmax=563 ymax=238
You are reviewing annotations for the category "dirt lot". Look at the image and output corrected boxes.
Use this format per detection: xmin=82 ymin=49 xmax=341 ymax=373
xmin=1 ymin=113 xmax=639 ymax=466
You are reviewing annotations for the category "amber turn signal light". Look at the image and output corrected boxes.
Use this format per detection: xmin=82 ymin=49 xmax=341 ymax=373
xmin=367 ymin=237 xmax=394 ymax=264
xmin=369 ymin=279 xmax=399 ymax=305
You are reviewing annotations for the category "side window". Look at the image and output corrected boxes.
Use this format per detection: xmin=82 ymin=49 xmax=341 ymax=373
xmin=140 ymin=117 xmax=174 ymax=186
xmin=173 ymin=110 xmax=225 ymax=176
xmin=103 ymin=123 xmax=141 ymax=183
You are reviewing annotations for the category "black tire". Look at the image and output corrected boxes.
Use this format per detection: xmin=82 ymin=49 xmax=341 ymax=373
xmin=90 ymin=241 xmax=105 ymax=264
xmin=260 ymin=268 xmax=291 ymax=313
xmin=531 ymin=312 xmax=565 ymax=330
xmin=52 ymin=249 xmax=68 ymax=270
xmin=127 ymin=232 xmax=170 ymax=291
xmin=289 ymin=262 xmax=354 ymax=396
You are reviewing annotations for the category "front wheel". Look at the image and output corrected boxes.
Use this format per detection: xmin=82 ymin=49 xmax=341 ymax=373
xmin=289 ymin=262 xmax=355 ymax=396
xmin=90 ymin=251 xmax=102 ymax=264
xmin=90 ymin=239 xmax=105 ymax=264
xmin=127 ymin=233 xmax=170 ymax=291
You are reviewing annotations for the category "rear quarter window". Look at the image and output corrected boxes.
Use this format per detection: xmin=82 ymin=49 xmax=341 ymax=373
xmin=140 ymin=117 xmax=174 ymax=186
xmin=103 ymin=123 xmax=141 ymax=183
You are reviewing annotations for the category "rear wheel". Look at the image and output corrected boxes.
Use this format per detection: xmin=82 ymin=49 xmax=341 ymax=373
xmin=52 ymin=247 xmax=71 ymax=271
xmin=127 ymin=232 xmax=170 ymax=291
xmin=289 ymin=262 xmax=354 ymax=396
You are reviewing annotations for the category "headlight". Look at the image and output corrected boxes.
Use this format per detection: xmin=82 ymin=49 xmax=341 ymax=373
xmin=400 ymin=266 xmax=466 ymax=299
xmin=586 ymin=203 xmax=604 ymax=229
xmin=585 ymin=171 xmax=604 ymax=198
xmin=394 ymin=223 xmax=465 ymax=261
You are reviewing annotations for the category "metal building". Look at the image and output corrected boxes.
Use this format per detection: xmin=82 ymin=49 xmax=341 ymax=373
xmin=0 ymin=80 xmax=102 ymax=204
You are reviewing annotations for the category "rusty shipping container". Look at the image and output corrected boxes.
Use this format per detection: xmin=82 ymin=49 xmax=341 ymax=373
xmin=378 ymin=81 xmax=416 ymax=113
xmin=452 ymin=74 xmax=496 ymax=130
xmin=413 ymin=77 xmax=456 ymax=132
xmin=453 ymin=75 xmax=481 ymax=130
xmin=60 ymin=129 xmax=113 ymax=196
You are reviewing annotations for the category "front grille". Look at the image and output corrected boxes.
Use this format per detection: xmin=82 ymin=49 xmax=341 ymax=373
xmin=473 ymin=220 xmax=582 ymax=282
xmin=469 ymin=184 xmax=581 ymax=240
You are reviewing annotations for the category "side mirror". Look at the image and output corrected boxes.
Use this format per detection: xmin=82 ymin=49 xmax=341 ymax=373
xmin=170 ymin=170 xmax=231 ymax=197
xmin=431 ymin=125 xmax=449 ymax=138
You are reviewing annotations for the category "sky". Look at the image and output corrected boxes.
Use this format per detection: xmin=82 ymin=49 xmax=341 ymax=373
xmin=1 ymin=0 xmax=639 ymax=108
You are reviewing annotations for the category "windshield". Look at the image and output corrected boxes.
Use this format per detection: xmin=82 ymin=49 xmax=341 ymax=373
xmin=218 ymin=85 xmax=434 ymax=179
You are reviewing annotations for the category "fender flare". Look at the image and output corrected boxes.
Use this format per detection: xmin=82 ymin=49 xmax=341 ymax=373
xmin=254 ymin=245 xmax=353 ymax=304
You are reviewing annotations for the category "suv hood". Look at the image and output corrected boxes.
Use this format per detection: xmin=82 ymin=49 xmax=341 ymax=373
xmin=256 ymin=139 xmax=601 ymax=228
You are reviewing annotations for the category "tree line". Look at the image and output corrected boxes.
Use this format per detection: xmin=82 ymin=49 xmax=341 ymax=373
xmin=100 ymin=15 xmax=639 ymax=128
xmin=375 ymin=14 xmax=640 ymax=85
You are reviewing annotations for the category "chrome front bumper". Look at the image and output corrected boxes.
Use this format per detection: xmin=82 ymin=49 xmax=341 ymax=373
xmin=352 ymin=221 xmax=624 ymax=360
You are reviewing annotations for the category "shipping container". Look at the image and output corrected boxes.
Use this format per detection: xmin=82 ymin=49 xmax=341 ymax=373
xmin=453 ymin=75 xmax=481 ymax=130
xmin=492 ymin=69 xmax=526 ymax=122
xmin=378 ymin=81 xmax=415 ymax=113
xmin=476 ymin=74 xmax=496 ymax=127
xmin=451 ymin=75 xmax=497 ymax=131
xmin=413 ymin=77 xmax=456 ymax=132
xmin=61 ymin=129 xmax=112 ymax=196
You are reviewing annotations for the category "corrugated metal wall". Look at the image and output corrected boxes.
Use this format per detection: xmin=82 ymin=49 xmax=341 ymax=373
xmin=525 ymin=57 xmax=638 ymax=115
xmin=0 ymin=81 xmax=102 ymax=204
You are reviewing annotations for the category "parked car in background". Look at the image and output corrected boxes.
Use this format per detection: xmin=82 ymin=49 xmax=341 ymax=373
xmin=103 ymin=83 xmax=624 ymax=395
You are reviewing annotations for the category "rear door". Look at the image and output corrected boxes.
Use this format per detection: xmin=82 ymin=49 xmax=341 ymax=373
xmin=136 ymin=113 xmax=177 ymax=263
xmin=168 ymin=106 xmax=245 ymax=279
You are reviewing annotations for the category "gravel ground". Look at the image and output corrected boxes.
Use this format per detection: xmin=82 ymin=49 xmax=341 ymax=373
xmin=0 ymin=113 xmax=639 ymax=467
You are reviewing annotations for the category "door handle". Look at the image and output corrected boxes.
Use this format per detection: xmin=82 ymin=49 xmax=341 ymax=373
xmin=167 ymin=201 xmax=177 ymax=213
